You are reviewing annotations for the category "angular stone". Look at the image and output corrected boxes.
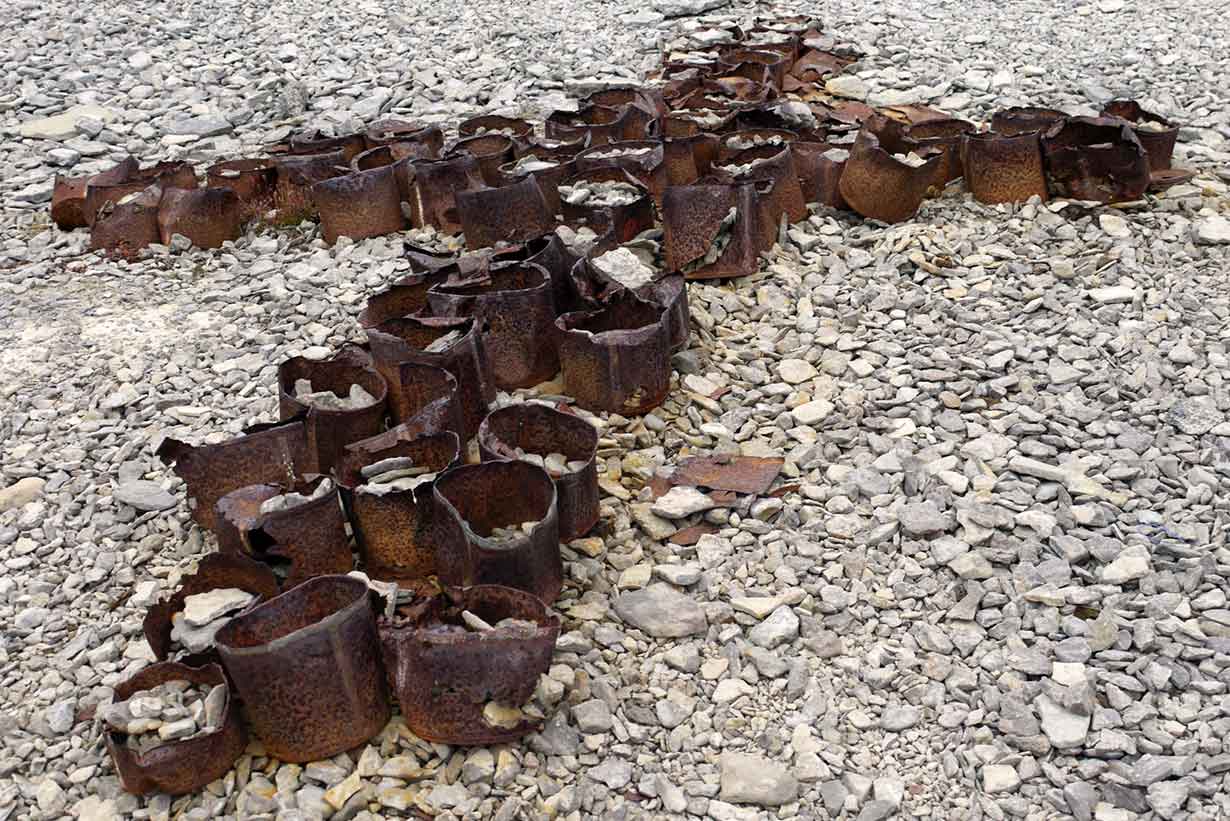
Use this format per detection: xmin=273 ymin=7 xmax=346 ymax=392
xmin=113 ymin=480 xmax=177 ymax=512
xmin=651 ymin=486 xmax=715 ymax=519
xmin=18 ymin=105 xmax=118 ymax=140
xmin=719 ymin=752 xmax=798 ymax=806
xmin=748 ymin=605 xmax=799 ymax=648
xmin=613 ymin=585 xmax=707 ymax=637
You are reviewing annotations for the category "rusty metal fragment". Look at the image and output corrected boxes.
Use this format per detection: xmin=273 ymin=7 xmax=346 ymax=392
xmin=338 ymin=431 xmax=461 ymax=582
xmin=962 ymin=130 xmax=1049 ymax=205
xmin=408 ymin=153 xmax=486 ymax=233
xmin=839 ymin=115 xmax=942 ymax=223
xmin=1100 ymin=99 xmax=1180 ymax=171
xmin=715 ymin=143 xmax=807 ymax=226
xmin=479 ymin=403 xmax=600 ymax=541
xmin=559 ymin=167 xmax=655 ymax=247
xmin=455 ymin=175 xmax=556 ymax=248
xmin=428 ymin=262 xmax=559 ymax=390
xmin=669 ymin=455 xmax=783 ymax=495
xmin=206 ymin=159 xmax=277 ymax=217
xmin=432 ymin=461 xmax=563 ymax=602
xmin=51 ymin=156 xmax=138 ymax=230
xmin=216 ymin=575 xmax=390 ymax=764
xmin=450 ymin=134 xmax=517 ymax=186
xmin=382 ymin=362 xmax=467 ymax=441
xmin=662 ymin=181 xmax=764 ymax=279
xmin=143 ymin=552 xmax=280 ymax=663
xmin=662 ymin=133 xmax=719 ymax=185
xmin=365 ymin=120 xmax=444 ymax=156
xmin=214 ymin=476 xmax=353 ymax=589
xmin=158 ymin=418 xmax=310 ymax=532
xmin=907 ymin=118 xmax=975 ymax=185
xmin=379 ymin=585 xmax=560 ymax=745
xmin=105 ymin=662 xmax=246 ymax=796
xmin=721 ymin=48 xmax=789 ymax=89
xmin=583 ymin=86 xmax=665 ymax=140
xmin=271 ymin=151 xmax=348 ymax=224
xmin=576 ymin=140 xmax=669 ymax=203
xmin=157 ymin=187 xmax=245 ymax=249
xmin=312 ymin=166 xmax=406 ymax=244
xmin=89 ymin=184 xmax=164 ymax=259
xmin=277 ymin=347 xmax=389 ymax=475
xmin=991 ymin=106 xmax=1068 ymax=137
xmin=84 ymin=161 xmax=196 ymax=226
xmin=546 ymin=104 xmax=631 ymax=147
xmin=458 ymin=115 xmax=534 ymax=143
xmin=556 ymin=292 xmax=672 ymax=414
xmin=366 ymin=316 xmax=493 ymax=440
xmin=792 ymin=142 xmax=848 ymax=208
xmin=1041 ymin=116 xmax=1151 ymax=203
xmin=287 ymin=131 xmax=367 ymax=162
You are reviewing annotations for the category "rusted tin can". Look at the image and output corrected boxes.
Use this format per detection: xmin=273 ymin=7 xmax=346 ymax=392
xmin=216 ymin=575 xmax=390 ymax=763
xmin=432 ymin=461 xmax=563 ymax=603
xmin=379 ymin=586 xmax=560 ymax=746
xmin=105 ymin=662 xmax=246 ymax=796
xmin=478 ymin=403 xmax=600 ymax=541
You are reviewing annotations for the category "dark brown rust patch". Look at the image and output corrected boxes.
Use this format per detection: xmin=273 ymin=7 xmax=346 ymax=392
xmin=962 ymin=131 xmax=1049 ymax=205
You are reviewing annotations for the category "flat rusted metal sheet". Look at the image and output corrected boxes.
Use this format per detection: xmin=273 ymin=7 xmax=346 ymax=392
xmin=338 ymin=430 xmax=461 ymax=582
xmin=838 ymin=115 xmax=942 ymax=223
xmin=456 ymin=175 xmax=556 ymax=248
xmin=312 ymin=166 xmax=405 ymax=244
xmin=478 ymin=403 xmax=600 ymax=541
xmin=432 ymin=461 xmax=563 ymax=602
xmin=670 ymin=522 xmax=720 ymax=546
xmin=962 ymin=130 xmax=1049 ymax=205
xmin=379 ymin=585 xmax=560 ymax=746
xmin=105 ymin=662 xmax=246 ymax=796
xmin=366 ymin=315 xmax=493 ymax=440
xmin=276 ymin=346 xmax=389 ymax=475
xmin=556 ymin=292 xmax=672 ymax=414
xmin=216 ymin=575 xmax=390 ymax=763
xmin=142 ymin=552 xmax=280 ymax=663
xmin=158 ymin=418 xmax=310 ymax=532
xmin=427 ymin=262 xmax=559 ymax=390
xmin=669 ymin=455 xmax=783 ymax=495
xmin=1041 ymin=116 xmax=1151 ymax=203
xmin=157 ymin=187 xmax=245 ymax=249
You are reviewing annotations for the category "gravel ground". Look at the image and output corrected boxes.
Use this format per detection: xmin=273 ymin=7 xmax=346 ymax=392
xmin=3 ymin=0 xmax=1230 ymax=820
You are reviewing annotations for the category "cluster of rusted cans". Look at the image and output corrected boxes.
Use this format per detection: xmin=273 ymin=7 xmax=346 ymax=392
xmin=85 ymin=15 xmax=1189 ymax=797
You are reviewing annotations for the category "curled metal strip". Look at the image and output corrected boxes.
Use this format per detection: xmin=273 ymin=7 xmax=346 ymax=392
xmin=142 ymin=552 xmax=280 ymax=663
xmin=456 ymin=175 xmax=557 ymax=248
xmin=478 ymin=403 xmax=600 ymax=541
xmin=105 ymin=662 xmax=246 ymax=796
xmin=216 ymin=576 xmax=390 ymax=764
xmin=338 ymin=430 xmax=461 ymax=582
xmin=312 ymin=166 xmax=405 ymax=244
xmin=157 ymin=187 xmax=245 ymax=249
xmin=366 ymin=315 xmax=493 ymax=440
xmin=428 ymin=262 xmax=560 ymax=390
xmin=379 ymin=585 xmax=560 ymax=746
xmin=276 ymin=348 xmax=389 ymax=475
xmin=432 ymin=461 xmax=563 ymax=602
xmin=556 ymin=292 xmax=672 ymax=414
xmin=962 ymin=131 xmax=1049 ymax=205
xmin=546 ymin=104 xmax=631 ymax=147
